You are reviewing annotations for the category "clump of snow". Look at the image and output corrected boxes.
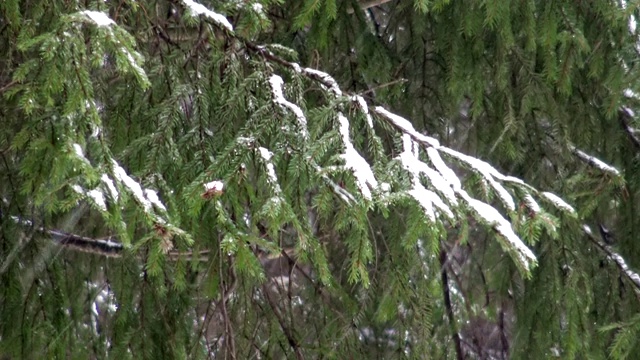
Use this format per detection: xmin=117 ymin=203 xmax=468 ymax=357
xmin=426 ymin=147 xmax=461 ymax=192
xmin=80 ymin=10 xmax=115 ymax=27
xmin=73 ymin=143 xmax=85 ymax=158
xmin=204 ymin=181 xmax=224 ymax=192
xmin=183 ymin=0 xmax=233 ymax=31
xmin=120 ymin=47 xmax=147 ymax=80
xmin=338 ymin=113 xmax=378 ymax=200
xmin=268 ymin=75 xmax=308 ymax=138
xmin=112 ymin=161 xmax=151 ymax=212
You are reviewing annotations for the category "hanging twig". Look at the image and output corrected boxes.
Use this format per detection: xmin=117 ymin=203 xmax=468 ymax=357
xmin=439 ymin=248 xmax=464 ymax=360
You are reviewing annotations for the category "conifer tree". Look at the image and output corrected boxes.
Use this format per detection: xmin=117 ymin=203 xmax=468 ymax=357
xmin=2 ymin=0 xmax=640 ymax=358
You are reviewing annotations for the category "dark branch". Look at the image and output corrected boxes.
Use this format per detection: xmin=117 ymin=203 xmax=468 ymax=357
xmin=440 ymin=248 xmax=464 ymax=360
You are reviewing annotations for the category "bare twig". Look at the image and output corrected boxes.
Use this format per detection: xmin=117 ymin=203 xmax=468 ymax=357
xmin=262 ymin=283 xmax=304 ymax=360
xmin=439 ymin=248 xmax=464 ymax=360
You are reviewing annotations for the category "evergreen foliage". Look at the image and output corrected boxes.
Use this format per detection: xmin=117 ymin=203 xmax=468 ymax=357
xmin=2 ymin=0 xmax=640 ymax=358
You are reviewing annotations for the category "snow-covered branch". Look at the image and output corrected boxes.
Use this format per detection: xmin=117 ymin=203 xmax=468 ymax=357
xmin=570 ymin=146 xmax=621 ymax=177
xmin=583 ymin=225 xmax=640 ymax=292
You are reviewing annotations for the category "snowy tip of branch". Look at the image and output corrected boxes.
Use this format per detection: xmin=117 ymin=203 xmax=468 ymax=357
xmin=462 ymin=194 xmax=536 ymax=271
xmin=80 ymin=10 xmax=115 ymax=27
xmin=268 ymin=75 xmax=308 ymax=138
xmin=183 ymin=0 xmax=233 ymax=31
xmin=524 ymin=194 xmax=541 ymax=213
xmin=338 ymin=114 xmax=378 ymax=200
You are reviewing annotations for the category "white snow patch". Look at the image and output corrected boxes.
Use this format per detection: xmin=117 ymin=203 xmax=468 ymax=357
xmin=101 ymin=174 xmax=119 ymax=200
xmin=570 ymin=147 xmax=621 ymax=176
xmin=409 ymin=185 xmax=454 ymax=220
xmin=268 ymin=75 xmax=308 ymax=138
xmin=111 ymin=161 xmax=167 ymax=219
xmin=120 ymin=48 xmax=146 ymax=79
xmin=73 ymin=143 xmax=85 ymax=158
xmin=144 ymin=189 xmax=167 ymax=212
xmin=524 ymin=194 xmax=540 ymax=213
xmin=462 ymin=194 xmax=536 ymax=270
xmin=440 ymin=147 xmax=515 ymax=211
xmin=204 ymin=181 xmax=224 ymax=192
xmin=258 ymin=147 xmax=282 ymax=194
xmin=398 ymin=135 xmax=457 ymax=208
xmin=542 ymin=192 xmax=576 ymax=214
xmin=183 ymin=0 xmax=233 ymax=31
xmin=338 ymin=113 xmax=378 ymax=200
xmin=72 ymin=184 xmax=107 ymax=211
xmin=81 ymin=10 xmax=115 ymax=27
xmin=426 ymin=147 xmax=461 ymax=192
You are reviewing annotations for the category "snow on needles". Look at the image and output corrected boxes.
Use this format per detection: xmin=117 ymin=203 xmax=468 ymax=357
xmin=570 ymin=146 xmax=621 ymax=176
xmin=269 ymin=75 xmax=308 ymax=138
xmin=72 ymin=185 xmax=107 ymax=211
xmin=204 ymin=181 xmax=224 ymax=192
xmin=461 ymin=193 xmax=537 ymax=270
xmin=79 ymin=11 xmax=148 ymax=83
xmin=80 ymin=10 xmax=115 ymax=27
xmin=338 ymin=113 xmax=378 ymax=200
xmin=398 ymin=135 xmax=456 ymax=218
xmin=258 ymin=147 xmax=283 ymax=195
xmin=112 ymin=160 xmax=168 ymax=221
xmin=182 ymin=0 xmax=233 ymax=31
xmin=352 ymin=96 xmax=374 ymax=129
xmin=440 ymin=147 xmax=516 ymax=212
xmin=542 ymin=192 xmax=576 ymax=214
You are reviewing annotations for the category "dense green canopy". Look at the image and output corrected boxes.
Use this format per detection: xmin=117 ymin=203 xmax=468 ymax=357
xmin=2 ymin=0 xmax=640 ymax=358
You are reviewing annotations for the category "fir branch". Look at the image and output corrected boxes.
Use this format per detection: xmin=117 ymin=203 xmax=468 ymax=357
xmin=619 ymin=107 xmax=640 ymax=152
xmin=583 ymin=224 xmax=640 ymax=293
